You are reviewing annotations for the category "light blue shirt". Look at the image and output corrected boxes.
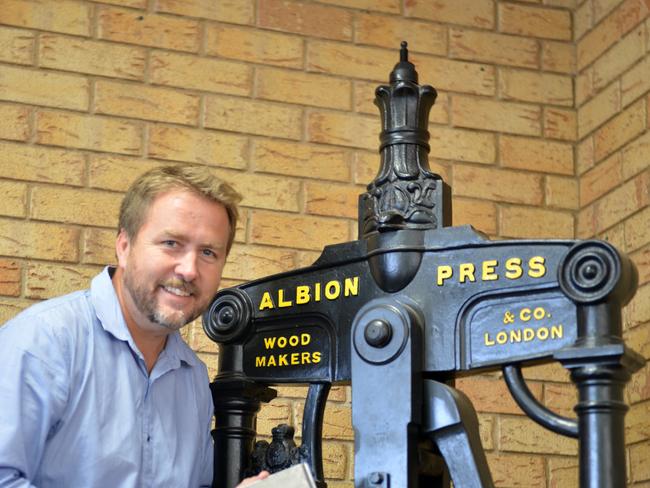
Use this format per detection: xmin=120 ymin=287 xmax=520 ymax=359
xmin=0 ymin=268 xmax=214 ymax=487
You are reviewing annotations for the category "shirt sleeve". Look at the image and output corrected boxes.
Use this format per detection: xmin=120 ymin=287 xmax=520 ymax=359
xmin=0 ymin=317 xmax=69 ymax=487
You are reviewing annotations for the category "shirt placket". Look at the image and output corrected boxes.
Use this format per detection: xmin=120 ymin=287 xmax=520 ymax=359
xmin=141 ymin=374 xmax=155 ymax=488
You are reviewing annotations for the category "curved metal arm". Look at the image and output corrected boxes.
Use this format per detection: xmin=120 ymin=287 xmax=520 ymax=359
xmin=302 ymin=382 xmax=331 ymax=487
xmin=503 ymin=364 xmax=578 ymax=438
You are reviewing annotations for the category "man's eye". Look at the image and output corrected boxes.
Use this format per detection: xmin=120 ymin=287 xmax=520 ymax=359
xmin=202 ymin=249 xmax=216 ymax=258
xmin=162 ymin=240 xmax=177 ymax=247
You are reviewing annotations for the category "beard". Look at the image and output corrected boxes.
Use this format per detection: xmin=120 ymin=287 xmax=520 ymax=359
xmin=123 ymin=270 xmax=201 ymax=331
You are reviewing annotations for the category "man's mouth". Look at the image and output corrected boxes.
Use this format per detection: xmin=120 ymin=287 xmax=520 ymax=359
xmin=162 ymin=285 xmax=192 ymax=297
xmin=160 ymin=279 xmax=196 ymax=298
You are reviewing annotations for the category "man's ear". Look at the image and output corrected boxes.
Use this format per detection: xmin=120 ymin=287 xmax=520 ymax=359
xmin=115 ymin=229 xmax=130 ymax=269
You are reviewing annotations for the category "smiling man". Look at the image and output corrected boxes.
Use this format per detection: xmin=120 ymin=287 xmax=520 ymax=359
xmin=0 ymin=166 xmax=268 ymax=487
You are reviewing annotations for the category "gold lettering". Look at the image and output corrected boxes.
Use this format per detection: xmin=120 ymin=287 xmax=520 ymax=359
xmin=314 ymin=282 xmax=321 ymax=301
xmin=277 ymin=337 xmax=287 ymax=348
xmin=551 ymin=325 xmax=563 ymax=339
xmin=509 ymin=329 xmax=522 ymax=342
xmin=505 ymin=257 xmax=523 ymax=279
xmin=537 ymin=327 xmax=549 ymax=340
xmin=301 ymin=352 xmax=311 ymax=364
xmin=278 ymin=354 xmax=288 ymax=366
xmin=301 ymin=333 xmax=311 ymax=346
xmin=523 ymin=328 xmax=535 ymax=341
xmin=312 ymin=352 xmax=322 ymax=364
xmin=459 ymin=263 xmax=476 ymax=283
xmin=437 ymin=265 xmax=453 ymax=286
xmin=289 ymin=335 xmax=299 ymax=347
xmin=255 ymin=356 xmax=266 ymax=367
xmin=259 ymin=292 xmax=275 ymax=311
xmin=267 ymin=355 xmax=276 ymax=367
xmin=520 ymin=308 xmax=532 ymax=322
xmin=325 ymin=280 xmax=341 ymax=300
xmin=296 ymin=285 xmax=310 ymax=304
xmin=496 ymin=331 xmax=508 ymax=344
xmin=533 ymin=307 xmax=546 ymax=320
xmin=482 ymin=260 xmax=498 ymax=281
xmin=344 ymin=277 xmax=359 ymax=297
xmin=528 ymin=256 xmax=546 ymax=278
xmin=484 ymin=333 xmax=495 ymax=346
xmin=278 ymin=289 xmax=292 ymax=308
xmin=263 ymin=337 xmax=276 ymax=349
xmin=291 ymin=353 xmax=300 ymax=365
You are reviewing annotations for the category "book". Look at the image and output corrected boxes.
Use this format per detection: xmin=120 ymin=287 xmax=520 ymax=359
xmin=250 ymin=464 xmax=317 ymax=488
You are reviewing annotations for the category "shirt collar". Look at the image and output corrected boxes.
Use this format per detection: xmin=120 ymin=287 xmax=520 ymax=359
xmin=90 ymin=267 xmax=198 ymax=368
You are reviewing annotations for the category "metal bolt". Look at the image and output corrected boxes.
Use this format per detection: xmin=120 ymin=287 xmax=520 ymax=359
xmin=364 ymin=319 xmax=392 ymax=348
xmin=582 ymin=263 xmax=599 ymax=279
xmin=369 ymin=472 xmax=384 ymax=485
xmin=216 ymin=305 xmax=235 ymax=330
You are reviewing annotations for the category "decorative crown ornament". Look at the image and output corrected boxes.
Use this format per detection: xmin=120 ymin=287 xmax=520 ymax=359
xmin=359 ymin=42 xmax=450 ymax=238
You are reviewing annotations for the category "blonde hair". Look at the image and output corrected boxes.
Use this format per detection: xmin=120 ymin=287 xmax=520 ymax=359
xmin=119 ymin=165 xmax=242 ymax=254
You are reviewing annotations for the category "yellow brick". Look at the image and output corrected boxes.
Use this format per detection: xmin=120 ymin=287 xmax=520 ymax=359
xmin=499 ymin=69 xmax=572 ymax=107
xmin=546 ymin=176 xmax=579 ymax=210
xmin=294 ymin=401 xmax=353 ymax=440
xmin=404 ymin=0 xmax=494 ymax=28
xmin=205 ymin=95 xmax=302 ymax=139
xmin=486 ymin=453 xmax=545 ymax=488
xmin=98 ymin=6 xmax=200 ymax=52
xmin=251 ymin=210 xmax=349 ymax=250
xmin=450 ymin=28 xmax=539 ymax=69
xmin=187 ymin=319 xmax=218 ymax=355
xmin=590 ymin=169 xmax=650 ymax=233
xmin=430 ymin=126 xmax=496 ymax=164
xmin=542 ymin=41 xmax=575 ymax=74
xmin=354 ymin=13 xmax=447 ymax=55
xmin=0 ymin=258 xmax=21 ymax=297
xmin=594 ymin=0 xmax=631 ymax=23
xmin=500 ymin=206 xmax=574 ymax=238
xmin=577 ymin=0 xmax=649 ymax=70
xmin=593 ymin=25 xmax=645 ymax=91
xmin=82 ymin=228 xmax=115 ymax=266
xmin=627 ymin=399 xmax=650 ymax=444
xmin=580 ymin=152 xmax=623 ymax=206
xmin=257 ymin=401 xmax=292 ymax=436
xmin=36 ymin=111 xmax=142 ymax=155
xmin=88 ymin=156 xmax=164 ymax=192
xmin=523 ymin=362 xmax=572 ymax=383
xmin=500 ymin=136 xmax=573 ymax=175
xmin=598 ymin=221 xmax=626 ymax=250
xmin=0 ymin=141 xmax=84 ymax=185
xmin=577 ymin=82 xmax=620 ymax=138
xmin=148 ymin=125 xmax=247 ymax=169
xmin=453 ymin=165 xmax=544 ymax=205
xmin=223 ymin=244 xmax=295 ymax=281
xmin=478 ymin=413 xmax=495 ymax=451
xmin=622 ymin=53 xmax=650 ymax=106
xmin=408 ymin=55 xmax=497 ymax=96
xmin=0 ymin=218 xmax=80 ymax=261
xmin=0 ymin=26 xmax=34 ymax=65
xmin=307 ymin=41 xmax=396 ymax=81
xmin=0 ymin=180 xmax=27 ymax=218
xmin=631 ymin=244 xmax=650 ymax=286
xmin=95 ymin=80 xmax=199 ymax=125
xmin=458 ymin=375 xmax=539 ymax=415
xmin=256 ymin=67 xmax=351 ymax=110
xmin=622 ymin=131 xmax=650 ymax=180
xmin=625 ymin=205 xmax=650 ymax=251
xmin=258 ymin=0 xmax=352 ymax=40
xmin=575 ymin=69 xmax=594 ymax=107
xmin=577 ymin=137 xmax=595 ymax=175
xmin=318 ymin=0 xmax=398 ymax=13
xmin=0 ymin=64 xmax=88 ymax=110
xmin=0 ymin=298 xmax=34 ymax=325
xmin=252 ymin=139 xmax=351 ymax=182
xmin=452 ymin=96 xmax=542 ymax=136
xmin=157 ymin=0 xmax=254 ymax=24
xmin=575 ymin=0 xmax=593 ymax=40
xmin=149 ymin=51 xmax=251 ymax=96
xmin=0 ymin=104 xmax=30 ymax=141
xmin=544 ymin=107 xmax=577 ymax=141
xmin=576 ymin=204 xmax=597 ymax=238
xmin=31 ymin=186 xmax=122 ymax=228
xmin=25 ymin=263 xmax=101 ymax=301
xmin=499 ymin=3 xmax=572 ymax=40
xmin=630 ymin=438 xmax=650 ymax=482
xmin=305 ymin=181 xmax=359 ymax=219
xmin=322 ymin=442 xmax=348 ymax=479
xmin=452 ymin=198 xmax=497 ymax=235
xmin=213 ymin=169 xmax=301 ymax=212
xmin=594 ymin=98 xmax=646 ymax=161
xmin=499 ymin=416 xmax=578 ymax=455
xmin=97 ymin=0 xmax=146 ymax=7
xmin=206 ymin=24 xmax=303 ymax=68
xmin=0 ymin=0 xmax=91 ymax=36
xmin=308 ymin=111 xmax=377 ymax=150
xmin=628 ymin=360 xmax=650 ymax=404
xmin=626 ymin=283 xmax=650 ymax=328
xmin=39 ymin=34 xmax=146 ymax=80
xmin=543 ymin=383 xmax=578 ymax=418
xmin=548 ymin=457 xmax=579 ymax=488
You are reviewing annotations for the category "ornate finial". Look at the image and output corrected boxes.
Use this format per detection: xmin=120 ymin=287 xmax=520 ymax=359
xmin=358 ymin=42 xmax=450 ymax=238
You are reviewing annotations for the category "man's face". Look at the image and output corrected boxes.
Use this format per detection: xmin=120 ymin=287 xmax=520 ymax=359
xmin=115 ymin=190 xmax=230 ymax=332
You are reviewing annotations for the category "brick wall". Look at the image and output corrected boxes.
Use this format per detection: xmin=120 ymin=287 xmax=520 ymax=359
xmin=0 ymin=0 xmax=647 ymax=486
xmin=575 ymin=0 xmax=650 ymax=486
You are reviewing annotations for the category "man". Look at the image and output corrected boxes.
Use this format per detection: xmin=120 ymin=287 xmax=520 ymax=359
xmin=0 ymin=166 xmax=268 ymax=487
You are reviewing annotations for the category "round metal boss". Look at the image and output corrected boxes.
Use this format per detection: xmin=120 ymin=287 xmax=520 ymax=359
xmin=352 ymin=299 xmax=410 ymax=364
xmin=203 ymin=288 xmax=252 ymax=344
xmin=558 ymin=241 xmax=620 ymax=304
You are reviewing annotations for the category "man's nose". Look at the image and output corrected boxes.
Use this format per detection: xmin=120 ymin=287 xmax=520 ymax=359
xmin=175 ymin=251 xmax=198 ymax=282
